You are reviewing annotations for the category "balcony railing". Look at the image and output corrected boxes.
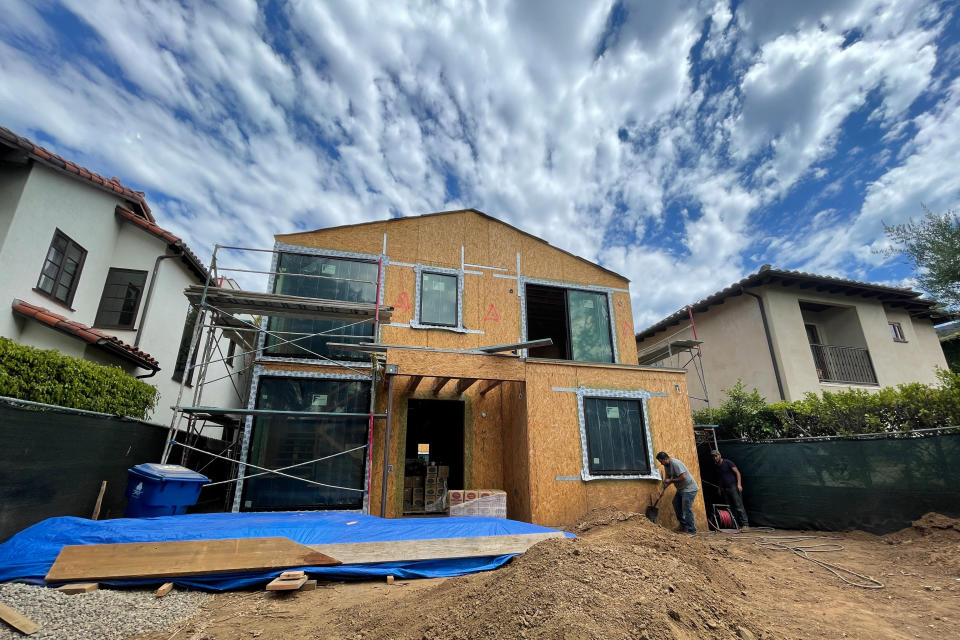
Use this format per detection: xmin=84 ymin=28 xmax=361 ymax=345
xmin=809 ymin=344 xmax=878 ymax=385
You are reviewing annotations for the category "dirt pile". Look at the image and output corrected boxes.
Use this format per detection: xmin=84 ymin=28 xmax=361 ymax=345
xmin=882 ymin=512 xmax=960 ymax=574
xmin=337 ymin=509 xmax=767 ymax=640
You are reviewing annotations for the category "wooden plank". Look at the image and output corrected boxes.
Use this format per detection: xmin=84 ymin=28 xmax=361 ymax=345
xmin=0 ymin=602 xmax=39 ymax=635
xmin=266 ymin=571 xmax=307 ymax=591
xmin=45 ymin=537 xmax=340 ymax=582
xmin=455 ymin=378 xmax=478 ymax=394
xmin=404 ymin=375 xmax=423 ymax=395
xmin=307 ymin=532 xmax=565 ymax=564
xmin=479 ymin=380 xmax=503 ymax=396
xmin=300 ymin=579 xmax=318 ymax=591
xmin=432 ymin=377 xmax=451 ymax=394
xmin=57 ymin=583 xmax=98 ymax=594
xmin=478 ymin=339 xmax=552 ymax=353
xmin=155 ymin=583 xmax=174 ymax=598
xmin=91 ymin=481 xmax=107 ymax=520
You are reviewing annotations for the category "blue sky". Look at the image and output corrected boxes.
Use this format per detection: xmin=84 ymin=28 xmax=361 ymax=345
xmin=1 ymin=0 xmax=959 ymax=330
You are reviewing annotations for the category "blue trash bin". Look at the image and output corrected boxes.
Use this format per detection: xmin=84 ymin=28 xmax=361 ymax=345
xmin=124 ymin=463 xmax=210 ymax=517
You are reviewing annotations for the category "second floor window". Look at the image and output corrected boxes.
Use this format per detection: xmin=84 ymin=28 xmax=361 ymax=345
xmin=95 ymin=268 xmax=148 ymax=329
xmin=889 ymin=322 xmax=907 ymax=342
xmin=37 ymin=230 xmax=86 ymax=307
xmin=266 ymin=252 xmax=379 ymax=362
xmin=525 ymin=283 xmax=614 ymax=363
xmin=419 ymin=272 xmax=458 ymax=326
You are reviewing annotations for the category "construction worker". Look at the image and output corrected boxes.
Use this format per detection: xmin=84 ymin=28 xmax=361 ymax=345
xmin=712 ymin=449 xmax=749 ymax=530
xmin=656 ymin=451 xmax=698 ymax=534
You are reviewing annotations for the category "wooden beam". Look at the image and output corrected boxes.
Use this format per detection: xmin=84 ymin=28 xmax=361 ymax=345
xmin=455 ymin=378 xmax=478 ymax=394
xmin=432 ymin=377 xmax=452 ymax=394
xmin=478 ymin=339 xmax=552 ymax=353
xmin=0 ymin=602 xmax=39 ymax=635
xmin=386 ymin=349 xmax=526 ymax=382
xmin=266 ymin=571 xmax=307 ymax=591
xmin=404 ymin=375 xmax=423 ymax=395
xmin=57 ymin=583 xmax=98 ymax=594
xmin=479 ymin=380 xmax=503 ymax=396
xmin=45 ymin=537 xmax=340 ymax=582
xmin=307 ymin=532 xmax=566 ymax=564
xmin=155 ymin=583 xmax=174 ymax=598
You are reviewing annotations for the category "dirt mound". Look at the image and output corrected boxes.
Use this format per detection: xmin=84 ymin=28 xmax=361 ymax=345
xmin=337 ymin=516 xmax=766 ymax=640
xmin=570 ymin=505 xmax=645 ymax=532
xmin=882 ymin=512 xmax=960 ymax=575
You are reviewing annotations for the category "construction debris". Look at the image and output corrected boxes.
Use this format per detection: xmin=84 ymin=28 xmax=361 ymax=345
xmin=0 ymin=601 xmax=38 ymax=635
xmin=54 ymin=584 xmax=97 ymax=595
xmin=266 ymin=571 xmax=307 ymax=591
xmin=154 ymin=583 xmax=173 ymax=598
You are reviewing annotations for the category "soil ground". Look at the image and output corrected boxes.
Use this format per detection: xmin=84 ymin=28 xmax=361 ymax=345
xmin=131 ymin=511 xmax=960 ymax=640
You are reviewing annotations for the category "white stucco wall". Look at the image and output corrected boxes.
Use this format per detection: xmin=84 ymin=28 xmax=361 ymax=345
xmin=0 ymin=163 xmax=243 ymax=431
xmin=0 ymin=164 xmax=29 ymax=247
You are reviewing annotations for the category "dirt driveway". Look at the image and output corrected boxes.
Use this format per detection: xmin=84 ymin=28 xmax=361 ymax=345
xmin=132 ymin=511 xmax=960 ymax=640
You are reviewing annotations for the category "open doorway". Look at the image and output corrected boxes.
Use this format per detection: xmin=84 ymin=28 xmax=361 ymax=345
xmin=403 ymin=399 xmax=464 ymax=515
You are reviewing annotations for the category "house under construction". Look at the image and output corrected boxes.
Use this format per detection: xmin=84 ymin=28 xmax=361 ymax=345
xmin=165 ymin=209 xmax=704 ymax=528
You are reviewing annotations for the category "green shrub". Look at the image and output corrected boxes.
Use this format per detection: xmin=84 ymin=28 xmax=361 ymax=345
xmin=0 ymin=337 xmax=158 ymax=419
xmin=693 ymin=370 xmax=960 ymax=440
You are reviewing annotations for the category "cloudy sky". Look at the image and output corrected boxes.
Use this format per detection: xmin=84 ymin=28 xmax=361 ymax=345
xmin=1 ymin=0 xmax=958 ymax=330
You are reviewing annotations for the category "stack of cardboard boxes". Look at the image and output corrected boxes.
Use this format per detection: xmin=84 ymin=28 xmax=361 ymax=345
xmin=448 ymin=489 xmax=507 ymax=518
xmin=402 ymin=463 xmax=449 ymax=513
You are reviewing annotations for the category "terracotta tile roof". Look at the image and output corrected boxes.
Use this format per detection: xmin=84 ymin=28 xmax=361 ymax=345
xmin=635 ymin=264 xmax=951 ymax=341
xmin=11 ymin=298 xmax=160 ymax=370
xmin=0 ymin=125 xmax=155 ymax=222
xmin=115 ymin=206 xmax=207 ymax=279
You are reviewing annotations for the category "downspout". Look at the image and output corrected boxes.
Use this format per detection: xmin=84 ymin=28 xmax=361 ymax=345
xmin=741 ymin=288 xmax=785 ymax=401
xmin=133 ymin=253 xmax=179 ymax=378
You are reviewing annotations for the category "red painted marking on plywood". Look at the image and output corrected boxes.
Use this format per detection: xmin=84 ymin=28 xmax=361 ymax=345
xmin=394 ymin=291 xmax=411 ymax=313
xmin=483 ymin=304 xmax=500 ymax=322
xmin=621 ymin=319 xmax=633 ymax=337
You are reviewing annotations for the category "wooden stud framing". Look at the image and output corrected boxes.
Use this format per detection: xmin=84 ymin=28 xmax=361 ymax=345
xmin=479 ymin=380 xmax=503 ymax=396
xmin=404 ymin=375 xmax=423 ymax=395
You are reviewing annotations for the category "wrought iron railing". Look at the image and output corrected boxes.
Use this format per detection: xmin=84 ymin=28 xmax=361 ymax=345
xmin=809 ymin=344 xmax=878 ymax=385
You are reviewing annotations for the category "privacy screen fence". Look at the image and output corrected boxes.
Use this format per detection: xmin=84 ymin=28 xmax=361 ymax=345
xmin=699 ymin=428 xmax=960 ymax=534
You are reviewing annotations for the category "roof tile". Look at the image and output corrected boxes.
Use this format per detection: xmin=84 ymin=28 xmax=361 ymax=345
xmin=11 ymin=298 xmax=160 ymax=369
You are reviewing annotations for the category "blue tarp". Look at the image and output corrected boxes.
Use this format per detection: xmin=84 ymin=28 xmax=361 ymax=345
xmin=0 ymin=511 xmax=574 ymax=591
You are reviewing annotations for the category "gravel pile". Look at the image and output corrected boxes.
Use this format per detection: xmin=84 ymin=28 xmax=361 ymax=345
xmin=0 ymin=583 xmax=213 ymax=640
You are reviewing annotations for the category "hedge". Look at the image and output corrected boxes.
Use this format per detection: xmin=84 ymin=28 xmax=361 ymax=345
xmin=0 ymin=337 xmax=159 ymax=420
xmin=693 ymin=369 xmax=960 ymax=440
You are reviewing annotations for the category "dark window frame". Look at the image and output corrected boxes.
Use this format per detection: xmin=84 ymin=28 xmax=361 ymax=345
xmin=35 ymin=229 xmax=87 ymax=308
xmin=889 ymin=321 xmax=907 ymax=343
xmin=172 ymin=306 xmax=200 ymax=386
xmin=418 ymin=271 xmax=460 ymax=328
xmin=525 ymin=283 xmax=615 ymax=364
xmin=94 ymin=267 xmax=149 ymax=330
xmin=582 ymin=396 xmax=652 ymax=477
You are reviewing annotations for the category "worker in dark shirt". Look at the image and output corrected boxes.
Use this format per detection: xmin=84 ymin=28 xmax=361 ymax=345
xmin=712 ymin=449 xmax=749 ymax=529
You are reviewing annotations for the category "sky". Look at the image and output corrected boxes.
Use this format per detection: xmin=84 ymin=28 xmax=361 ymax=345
xmin=1 ymin=0 xmax=959 ymax=331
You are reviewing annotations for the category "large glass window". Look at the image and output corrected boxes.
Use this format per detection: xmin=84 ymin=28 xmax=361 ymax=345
xmin=243 ymin=377 xmax=370 ymax=510
xmin=172 ymin=306 xmax=200 ymax=385
xmin=265 ymin=253 xmax=378 ymax=361
xmin=583 ymin=397 xmax=650 ymax=476
xmin=419 ymin=272 xmax=458 ymax=326
xmin=36 ymin=229 xmax=86 ymax=307
xmin=94 ymin=268 xmax=148 ymax=329
xmin=525 ymin=284 xmax=614 ymax=363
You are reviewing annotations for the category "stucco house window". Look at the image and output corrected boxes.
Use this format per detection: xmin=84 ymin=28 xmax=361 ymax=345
xmin=36 ymin=229 xmax=86 ymax=307
xmin=94 ymin=268 xmax=148 ymax=329
xmin=889 ymin=322 xmax=907 ymax=342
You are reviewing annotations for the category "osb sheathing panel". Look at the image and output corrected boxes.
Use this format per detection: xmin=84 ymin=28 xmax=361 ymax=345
xmin=464 ymin=383 xmax=505 ymax=491
xmin=499 ymin=381 xmax=531 ymax=521
xmin=385 ymin=348 xmax=526 ymax=381
xmin=383 ymin=265 xmax=416 ymax=327
xmin=612 ymin=291 xmax=639 ymax=363
xmin=522 ymin=363 xmax=706 ymax=530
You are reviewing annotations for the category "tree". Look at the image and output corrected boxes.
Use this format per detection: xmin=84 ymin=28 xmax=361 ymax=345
xmin=882 ymin=206 xmax=960 ymax=310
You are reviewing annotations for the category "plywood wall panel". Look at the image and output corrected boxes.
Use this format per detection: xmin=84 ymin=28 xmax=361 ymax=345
xmin=499 ymin=381 xmax=531 ymax=521
xmin=612 ymin=291 xmax=639 ymax=363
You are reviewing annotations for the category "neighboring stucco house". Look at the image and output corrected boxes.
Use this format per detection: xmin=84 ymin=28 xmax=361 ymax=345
xmin=0 ymin=126 xmax=245 ymax=427
xmin=190 ymin=210 xmax=704 ymax=528
xmin=635 ymin=265 xmax=951 ymax=409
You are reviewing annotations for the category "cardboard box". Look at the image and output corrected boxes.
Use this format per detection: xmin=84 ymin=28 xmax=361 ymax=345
xmin=425 ymin=477 xmax=438 ymax=487
xmin=403 ymin=488 xmax=413 ymax=503
xmin=437 ymin=465 xmax=450 ymax=479
xmin=425 ymin=487 xmax=438 ymax=498
xmin=426 ymin=465 xmax=438 ymax=477
xmin=413 ymin=488 xmax=424 ymax=501
xmin=405 ymin=475 xmax=424 ymax=488
xmin=412 ymin=498 xmax=425 ymax=509
xmin=447 ymin=490 xmax=464 ymax=505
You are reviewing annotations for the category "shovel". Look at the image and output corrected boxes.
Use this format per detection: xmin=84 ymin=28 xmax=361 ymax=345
xmin=645 ymin=485 xmax=668 ymax=523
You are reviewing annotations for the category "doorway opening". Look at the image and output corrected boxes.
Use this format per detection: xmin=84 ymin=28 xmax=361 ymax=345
xmin=403 ymin=399 xmax=464 ymax=514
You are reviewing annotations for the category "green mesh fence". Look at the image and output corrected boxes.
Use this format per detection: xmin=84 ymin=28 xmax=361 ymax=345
xmin=699 ymin=430 xmax=960 ymax=534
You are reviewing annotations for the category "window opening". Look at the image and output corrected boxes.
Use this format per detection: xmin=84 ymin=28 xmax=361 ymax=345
xmin=243 ymin=376 xmax=371 ymax=510
xmin=94 ymin=268 xmax=148 ymax=329
xmin=419 ymin=272 xmax=458 ymax=326
xmin=173 ymin=306 xmax=200 ymax=385
xmin=226 ymin=340 xmax=237 ymax=367
xmin=36 ymin=229 xmax=86 ymax=307
xmin=583 ymin=397 xmax=651 ymax=476
xmin=525 ymin=284 xmax=613 ymax=363
xmin=889 ymin=322 xmax=907 ymax=342
xmin=404 ymin=399 xmax=464 ymax=514
xmin=265 ymin=253 xmax=378 ymax=361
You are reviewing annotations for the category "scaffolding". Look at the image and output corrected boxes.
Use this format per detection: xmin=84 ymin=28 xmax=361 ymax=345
xmin=637 ymin=306 xmax=711 ymax=414
xmin=161 ymin=244 xmax=391 ymax=514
